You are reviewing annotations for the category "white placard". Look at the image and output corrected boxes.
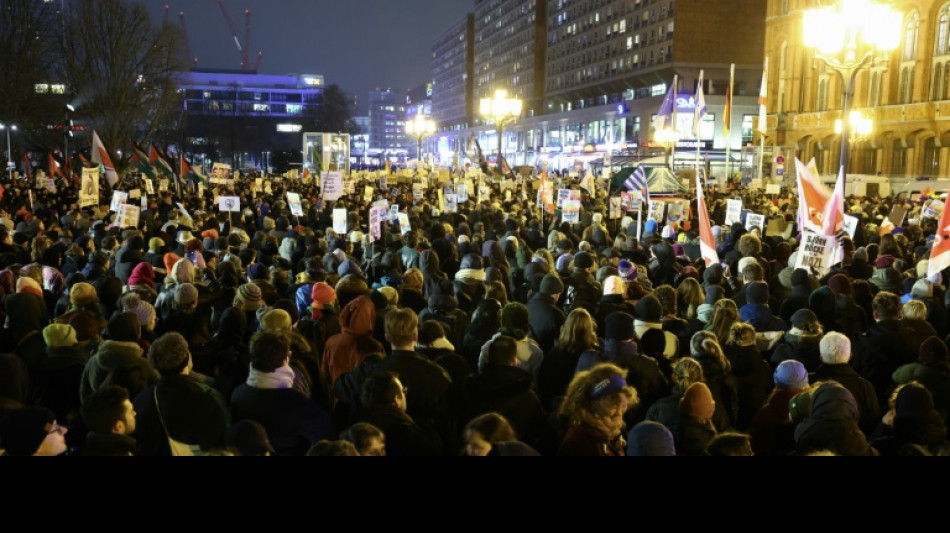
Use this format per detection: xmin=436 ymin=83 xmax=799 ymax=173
xmin=110 ymin=191 xmax=129 ymax=213
xmin=129 ymin=189 xmax=141 ymax=199
xmin=140 ymin=196 xmax=148 ymax=211
xmin=144 ymin=178 xmax=155 ymax=195
xmin=287 ymin=192 xmax=304 ymax=217
xmin=843 ymin=214 xmax=858 ymax=239
xmin=115 ymin=204 xmax=140 ymax=229
xmin=218 ymin=196 xmax=241 ymax=213
xmin=379 ymin=177 xmax=388 ymax=190
xmin=666 ymin=201 xmax=685 ymax=225
xmin=398 ymin=213 xmax=412 ymax=235
xmin=478 ymin=185 xmax=490 ymax=204
xmin=159 ymin=179 xmax=168 ymax=192
xmin=725 ymin=199 xmax=743 ymax=226
xmin=562 ymin=200 xmax=581 ymax=224
xmin=609 ymin=197 xmax=622 ymax=220
xmin=80 ymin=167 xmax=99 ymax=208
xmin=648 ymin=200 xmax=666 ymax=224
xmin=444 ymin=193 xmax=458 ymax=214
xmin=795 ymin=231 xmax=837 ymax=276
xmin=322 ymin=171 xmax=343 ymax=201
xmin=333 ymin=208 xmax=347 ymax=234
xmin=210 ymin=163 xmax=232 ymax=184
xmin=557 ymin=189 xmax=571 ymax=208
xmin=766 ymin=184 xmax=781 ymax=195
xmin=369 ymin=207 xmax=383 ymax=243
xmin=746 ymin=213 xmax=766 ymax=233
xmin=750 ymin=178 xmax=763 ymax=190
xmin=390 ymin=204 xmax=400 ymax=221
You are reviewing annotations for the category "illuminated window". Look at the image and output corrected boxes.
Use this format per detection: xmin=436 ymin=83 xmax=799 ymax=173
xmin=35 ymin=84 xmax=49 ymax=94
xmin=51 ymin=84 xmax=66 ymax=94
xmin=253 ymin=104 xmax=270 ymax=112
xmin=276 ymin=124 xmax=302 ymax=133
xmin=286 ymin=104 xmax=303 ymax=114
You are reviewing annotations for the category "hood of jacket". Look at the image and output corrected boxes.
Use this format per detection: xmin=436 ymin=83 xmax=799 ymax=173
xmin=784 ymin=328 xmax=823 ymax=350
xmin=427 ymin=292 xmax=458 ymax=314
xmin=339 ymin=295 xmax=376 ymax=336
xmin=4 ymin=292 xmax=47 ymax=337
xmin=95 ymin=340 xmax=145 ymax=371
xmin=807 ymin=382 xmax=859 ymax=422
xmin=740 ymin=303 xmax=776 ymax=331
xmin=696 ymin=303 xmax=716 ymax=324
xmin=420 ymin=249 xmax=443 ymax=277
xmin=726 ymin=344 xmax=763 ymax=376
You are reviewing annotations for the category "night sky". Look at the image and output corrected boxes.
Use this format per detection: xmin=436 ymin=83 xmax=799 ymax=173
xmin=134 ymin=0 xmax=472 ymax=114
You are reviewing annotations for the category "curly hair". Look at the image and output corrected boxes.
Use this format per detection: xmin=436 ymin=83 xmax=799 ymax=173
xmin=709 ymin=299 xmax=739 ymax=344
xmin=729 ymin=322 xmax=758 ymax=348
xmin=558 ymin=363 xmax=639 ymax=426
xmin=691 ymin=330 xmax=732 ymax=373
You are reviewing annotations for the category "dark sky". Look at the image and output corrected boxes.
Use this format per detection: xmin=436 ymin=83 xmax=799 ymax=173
xmin=134 ymin=0 xmax=472 ymax=113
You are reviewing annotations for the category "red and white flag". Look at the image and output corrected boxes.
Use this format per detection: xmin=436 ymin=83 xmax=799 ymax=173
xmin=696 ymin=175 xmax=720 ymax=267
xmin=930 ymin=181 xmax=950 ymax=278
xmin=795 ymin=157 xmax=839 ymax=233
xmin=91 ymin=131 xmax=119 ymax=186
xmin=822 ymin=166 xmax=845 ymax=238
xmin=758 ymin=57 xmax=769 ymax=134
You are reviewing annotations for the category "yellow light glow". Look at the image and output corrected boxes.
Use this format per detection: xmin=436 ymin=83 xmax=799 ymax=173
xmin=803 ymin=0 xmax=901 ymax=54
xmin=479 ymin=89 xmax=523 ymax=123
xmin=834 ymin=111 xmax=873 ymax=136
xmin=654 ymin=128 xmax=678 ymax=144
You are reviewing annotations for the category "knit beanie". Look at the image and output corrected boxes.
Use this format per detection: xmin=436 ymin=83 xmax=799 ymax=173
xmin=128 ymin=262 xmax=155 ymax=288
xmin=679 ymin=382 xmax=716 ymax=419
xmin=913 ymin=279 xmax=934 ymax=298
xmin=626 ymin=421 xmax=676 ymax=457
xmin=310 ymin=282 xmax=337 ymax=306
xmin=247 ymin=263 xmax=269 ymax=281
xmin=603 ymin=276 xmax=625 ymax=296
xmin=555 ymin=253 xmax=573 ymax=272
xmin=745 ymin=281 xmax=769 ymax=305
xmin=43 ymin=324 xmax=77 ymax=348
xmin=539 ymin=274 xmax=564 ymax=296
xmin=0 ymin=407 xmax=56 ymax=456
xmin=173 ymin=259 xmax=196 ymax=284
xmin=499 ymin=303 xmax=529 ymax=339
xmin=149 ymin=237 xmax=165 ymax=252
xmin=573 ymin=251 xmax=594 ymax=269
xmin=827 ymin=273 xmax=853 ymax=296
xmin=791 ymin=268 xmax=810 ymax=287
xmin=636 ymin=294 xmax=662 ymax=321
xmin=237 ymin=283 xmax=263 ymax=310
xmin=790 ymin=309 xmax=819 ymax=329
xmin=176 ymin=283 xmax=199 ymax=306
xmin=129 ymin=299 xmax=156 ymax=328
xmin=919 ymin=336 xmax=950 ymax=366
xmin=261 ymin=309 xmax=292 ymax=331
xmin=16 ymin=277 xmax=42 ymax=298
xmin=107 ymin=312 xmax=141 ymax=343
xmin=605 ymin=312 xmax=635 ymax=342
xmin=704 ymin=285 xmax=724 ymax=305
xmin=69 ymin=282 xmax=98 ymax=306
xmin=163 ymin=253 xmax=181 ymax=274
xmin=618 ymin=260 xmax=638 ymax=282
xmin=773 ymin=360 xmax=809 ymax=390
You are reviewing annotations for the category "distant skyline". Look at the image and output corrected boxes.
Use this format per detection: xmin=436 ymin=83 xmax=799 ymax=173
xmin=133 ymin=0 xmax=471 ymax=113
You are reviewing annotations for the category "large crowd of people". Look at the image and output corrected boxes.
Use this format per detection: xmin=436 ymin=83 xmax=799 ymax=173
xmin=0 ymin=164 xmax=947 ymax=456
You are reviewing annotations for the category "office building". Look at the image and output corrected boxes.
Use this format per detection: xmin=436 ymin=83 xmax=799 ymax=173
xmin=432 ymin=14 xmax=475 ymax=131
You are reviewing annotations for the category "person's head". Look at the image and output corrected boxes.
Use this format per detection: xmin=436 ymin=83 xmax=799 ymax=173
xmin=709 ymin=299 xmax=739 ymax=344
xmin=224 ymin=420 xmax=275 ymax=457
xmin=773 ymin=360 xmax=809 ymax=391
xmin=0 ymin=407 xmax=67 ymax=456
xmin=539 ymin=273 xmax=564 ymax=299
xmin=706 ymin=432 xmax=754 ymax=456
xmin=148 ymin=332 xmax=192 ymax=377
xmin=741 ymin=261 xmax=764 ymax=283
xmin=558 ymin=308 xmax=598 ymax=353
xmin=652 ymin=285 xmax=677 ymax=317
xmin=340 ymin=423 xmax=386 ymax=457
xmin=738 ymin=233 xmax=762 ymax=257
xmin=729 ymin=322 xmax=757 ymax=348
xmin=360 ymin=371 xmax=407 ymax=413
xmin=902 ymin=300 xmax=927 ymax=321
xmin=463 ymin=412 xmax=518 ymax=456
xmin=80 ymin=385 xmax=136 ymax=436
xmin=486 ymin=335 xmax=518 ymax=368
xmin=677 ymin=277 xmax=704 ymax=320
xmin=626 ymin=421 xmax=676 ymax=457
xmin=249 ymin=330 xmax=291 ymax=373
xmin=820 ymin=332 xmax=852 ymax=365
xmin=559 ymin=363 xmax=638 ymax=436
xmin=305 ymin=440 xmax=360 ymax=456
xmin=872 ymin=291 xmax=902 ymax=321
xmin=384 ymin=308 xmax=419 ymax=350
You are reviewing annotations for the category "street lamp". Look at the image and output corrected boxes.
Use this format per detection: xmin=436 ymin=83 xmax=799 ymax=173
xmin=835 ymin=111 xmax=874 ymax=141
xmin=0 ymin=123 xmax=16 ymax=181
xmin=479 ymin=89 xmax=523 ymax=174
xmin=405 ymin=114 xmax=436 ymax=163
xmin=65 ymin=104 xmax=75 ymax=177
xmin=803 ymin=0 xmax=901 ymax=175
xmin=655 ymin=127 xmax=679 ymax=170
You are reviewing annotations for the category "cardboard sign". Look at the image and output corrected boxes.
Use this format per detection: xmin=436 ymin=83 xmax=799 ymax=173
xmin=725 ymin=199 xmax=743 ymax=226
xmin=129 ymin=189 xmax=141 ymax=199
xmin=666 ymin=201 xmax=686 ymax=225
xmin=80 ymin=168 xmax=99 ymax=208
xmin=888 ymin=206 xmax=907 ymax=227
xmin=562 ymin=200 xmax=581 ymax=224
xmin=843 ymin=214 xmax=858 ymax=239
xmin=110 ymin=191 xmax=129 ymax=213
xmin=444 ymin=194 xmax=458 ymax=214
xmin=796 ymin=231 xmax=837 ymax=276
xmin=397 ymin=213 xmax=412 ymax=235
xmin=144 ymin=178 xmax=155 ymax=195
xmin=333 ymin=208 xmax=347 ymax=234
xmin=322 ymin=171 xmax=343 ymax=201
xmin=746 ymin=213 xmax=766 ymax=233
xmin=766 ymin=184 xmax=781 ymax=195
xmin=218 ymin=196 xmax=240 ymax=213
xmin=210 ymin=163 xmax=232 ymax=184
xmin=648 ymin=200 xmax=666 ymax=225
xmin=115 ymin=203 xmax=140 ymax=229
xmin=287 ymin=192 xmax=304 ymax=217
xmin=609 ymin=197 xmax=622 ymax=220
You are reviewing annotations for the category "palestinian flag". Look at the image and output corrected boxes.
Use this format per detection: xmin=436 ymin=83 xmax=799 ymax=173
xmin=91 ymin=131 xmax=119 ymax=186
xmin=130 ymin=140 xmax=154 ymax=178
xmin=48 ymin=153 xmax=63 ymax=178
xmin=150 ymin=145 xmax=174 ymax=176
xmin=180 ymin=154 xmax=208 ymax=186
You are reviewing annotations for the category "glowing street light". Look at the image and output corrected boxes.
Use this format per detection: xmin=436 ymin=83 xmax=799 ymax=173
xmin=479 ymin=89 xmax=523 ymax=174
xmin=405 ymin=114 xmax=436 ymax=162
xmin=654 ymin=127 xmax=679 ymax=170
xmin=0 ymin=123 xmax=17 ymax=181
xmin=802 ymin=0 xmax=900 ymax=174
xmin=835 ymin=111 xmax=874 ymax=141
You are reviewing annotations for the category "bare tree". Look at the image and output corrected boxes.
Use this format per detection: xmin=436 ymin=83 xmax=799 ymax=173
xmin=62 ymin=0 xmax=187 ymax=173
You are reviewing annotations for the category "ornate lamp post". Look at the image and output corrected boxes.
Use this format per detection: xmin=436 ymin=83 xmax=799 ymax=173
xmin=479 ymin=89 xmax=523 ymax=173
xmin=405 ymin=114 xmax=436 ymax=162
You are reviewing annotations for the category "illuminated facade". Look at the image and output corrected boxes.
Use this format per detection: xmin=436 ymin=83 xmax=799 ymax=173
xmin=432 ymin=14 xmax=475 ymax=130
xmin=368 ymin=89 xmax=409 ymax=156
xmin=764 ymin=0 xmax=950 ymax=178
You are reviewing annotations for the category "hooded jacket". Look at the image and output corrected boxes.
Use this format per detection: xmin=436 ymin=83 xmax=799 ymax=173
xmin=739 ymin=303 xmax=787 ymax=333
xmin=724 ymin=343 xmax=773 ymax=430
xmin=892 ymin=363 xmax=950 ymax=422
xmin=321 ymin=295 xmax=384 ymax=387
xmin=114 ymin=241 xmax=144 ymax=286
xmin=527 ymin=292 xmax=566 ymax=355
xmin=79 ymin=340 xmax=158 ymax=402
xmin=2 ymin=292 xmax=49 ymax=366
xmin=812 ymin=363 xmax=882 ymax=435
xmin=794 ymin=382 xmax=875 ymax=456
xmin=852 ymin=319 xmax=917 ymax=406
xmin=419 ymin=250 xmax=448 ymax=299
xmin=771 ymin=328 xmax=824 ymax=372
xmin=463 ymin=364 xmax=549 ymax=450
xmin=419 ymin=293 xmax=468 ymax=349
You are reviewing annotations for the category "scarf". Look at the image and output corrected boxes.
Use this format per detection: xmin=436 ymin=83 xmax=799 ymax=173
xmin=246 ymin=363 xmax=296 ymax=389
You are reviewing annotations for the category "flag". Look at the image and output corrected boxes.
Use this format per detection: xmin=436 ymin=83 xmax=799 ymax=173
xmin=930 ymin=180 xmax=950 ymax=278
xmin=150 ymin=145 xmax=174 ymax=176
xmin=795 ymin=157 xmax=834 ymax=233
xmin=758 ymin=57 xmax=769 ymax=134
xmin=822 ymin=166 xmax=847 ymax=264
xmin=624 ymin=165 xmax=651 ymax=205
xmin=653 ymin=82 xmax=677 ymax=132
xmin=180 ymin=154 xmax=208 ymax=186
xmin=91 ymin=131 xmax=118 ymax=186
xmin=130 ymin=140 xmax=154 ymax=178
xmin=693 ymin=71 xmax=707 ymax=139
xmin=500 ymin=154 xmax=512 ymax=177
xmin=78 ymin=152 xmax=93 ymax=168
xmin=538 ymin=164 xmax=555 ymax=214
xmin=696 ymin=174 xmax=720 ymax=267
xmin=48 ymin=153 xmax=63 ymax=178
xmin=724 ymin=64 xmax=734 ymax=137
xmin=23 ymin=155 xmax=32 ymax=182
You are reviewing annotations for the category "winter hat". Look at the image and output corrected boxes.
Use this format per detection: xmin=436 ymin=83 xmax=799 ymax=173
xmin=605 ymin=312 xmax=636 ymax=341
xmin=661 ymin=225 xmax=677 ymax=240
xmin=790 ymin=309 xmax=819 ymax=329
xmin=791 ymin=268 xmax=810 ymax=287
xmin=0 ymin=407 xmax=56 ymax=456
xmin=703 ymin=263 xmax=723 ymax=286
xmin=338 ymin=260 xmax=365 ymax=280
xmin=639 ymin=328 xmax=666 ymax=356
xmin=895 ymin=384 xmax=937 ymax=420
xmin=129 ymin=299 xmax=156 ymax=328
xmin=107 ymin=312 xmax=141 ymax=343
xmin=672 ymin=244 xmax=686 ymax=257
xmin=378 ymin=286 xmax=399 ymax=307
xmin=172 ymin=258 xmax=195 ymax=284
xmin=16 ymin=277 xmax=42 ymax=298
xmin=875 ymin=254 xmax=896 ymax=269
xmin=626 ymin=421 xmax=676 ymax=457
xmin=176 ymin=283 xmax=199 ymax=307
xmin=679 ymin=382 xmax=716 ymax=419
xmin=246 ymin=263 xmax=269 ymax=281
xmin=589 ymin=375 xmax=629 ymax=401
xmin=913 ymin=279 xmax=934 ymax=298
xmin=261 ymin=309 xmax=293 ymax=331
xmin=499 ymin=303 xmax=530 ymax=339
xmin=603 ymin=276 xmax=625 ymax=296
xmin=636 ymin=294 xmax=662 ymax=321
xmin=827 ymin=274 xmax=853 ymax=296
xmin=573 ymin=251 xmax=594 ymax=270
xmin=555 ymin=253 xmax=573 ymax=272
xmin=539 ymin=274 xmax=565 ymax=296
xmin=149 ymin=237 xmax=165 ymax=252
xmin=644 ymin=220 xmax=658 ymax=234
xmin=310 ymin=282 xmax=337 ymax=306
xmin=163 ymin=253 xmax=181 ymax=274
xmin=853 ymin=247 xmax=868 ymax=263
xmin=128 ymin=263 xmax=155 ymax=288
xmin=773 ymin=360 xmax=809 ymax=390
xmin=68 ymin=312 xmax=100 ymax=343
xmin=745 ymin=281 xmax=769 ymax=305
xmin=43 ymin=324 xmax=77 ymax=348
xmin=919 ymin=336 xmax=950 ymax=366
xmin=237 ymin=283 xmax=262 ymax=309
xmin=618 ymin=260 xmax=638 ymax=282
xmin=69 ymin=282 xmax=98 ymax=306
xmin=788 ymin=389 xmax=813 ymax=424
xmin=704 ymin=285 xmax=724 ymax=305
xmin=917 ymin=260 xmax=930 ymax=279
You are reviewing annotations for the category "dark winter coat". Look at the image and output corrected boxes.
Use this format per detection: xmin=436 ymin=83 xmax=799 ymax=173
xmin=811 ymin=363 xmax=882 ymax=435
xmin=771 ymin=330 xmax=823 ymax=372
xmin=674 ymin=415 xmax=717 ymax=456
xmin=892 ymin=363 xmax=950 ymax=423
xmin=464 ymin=364 xmax=549 ymax=450
xmin=725 ymin=343 xmax=773 ymax=431
xmin=794 ymin=382 xmax=876 ymax=456
xmin=853 ymin=319 xmax=917 ymax=406
xmin=133 ymin=374 xmax=230 ymax=456
xmin=692 ymin=353 xmax=739 ymax=430
xmin=80 ymin=340 xmax=158 ymax=403
xmin=230 ymin=383 xmax=333 ymax=456
xmin=356 ymin=404 xmax=441 ymax=456
xmin=747 ymin=388 xmax=802 ymax=457
xmin=31 ymin=345 xmax=89 ymax=421
xmin=527 ymin=293 xmax=566 ymax=355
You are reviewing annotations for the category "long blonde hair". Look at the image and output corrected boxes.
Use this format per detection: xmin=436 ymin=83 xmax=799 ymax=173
xmin=709 ymin=299 xmax=739 ymax=344
xmin=677 ymin=278 xmax=704 ymax=321
xmin=558 ymin=308 xmax=598 ymax=354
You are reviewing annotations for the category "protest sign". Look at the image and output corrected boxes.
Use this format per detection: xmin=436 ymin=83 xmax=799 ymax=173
xmin=144 ymin=178 xmax=154 ymax=195
xmin=843 ymin=214 xmax=858 ymax=239
xmin=562 ymin=200 xmax=581 ymax=224
xmin=746 ymin=213 xmax=766 ymax=233
xmin=557 ymin=189 xmax=571 ymax=208
xmin=287 ymin=192 xmax=304 ymax=217
xmin=795 ymin=231 xmax=837 ymax=276
xmin=364 ymin=186 xmax=374 ymax=203
xmin=456 ymin=183 xmax=469 ymax=203
xmin=333 ymin=209 xmax=347 ymax=234
xmin=218 ymin=196 xmax=240 ymax=213
xmin=80 ymin=168 xmax=99 ymax=208
xmin=129 ymin=189 xmax=141 ymax=199
xmin=379 ymin=177 xmax=388 ymax=190
xmin=115 ymin=204 xmax=140 ymax=229
xmin=110 ymin=191 xmax=129 ymax=213
xmin=750 ymin=178 xmax=763 ymax=190
xmin=725 ymin=199 xmax=743 ymax=226
xmin=322 ymin=172 xmax=343 ymax=201
xmin=888 ymin=206 xmax=907 ymax=227
xmin=369 ymin=207 xmax=383 ymax=243
xmin=444 ymin=194 xmax=458 ymax=214
xmin=609 ymin=197 xmax=622 ymax=220
xmin=210 ymin=163 xmax=232 ymax=184
xmin=648 ymin=200 xmax=666 ymax=225
xmin=397 ymin=213 xmax=412 ymax=235
xmin=766 ymin=184 xmax=781 ymax=195
xmin=140 ymin=196 xmax=148 ymax=211
xmin=390 ymin=204 xmax=400 ymax=221
xmin=478 ymin=185 xmax=490 ymax=204
xmin=159 ymin=179 xmax=168 ymax=192
xmin=666 ymin=201 xmax=685 ymax=225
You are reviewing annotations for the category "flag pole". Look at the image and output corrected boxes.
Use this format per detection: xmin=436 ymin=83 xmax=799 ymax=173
xmin=725 ymin=63 xmax=735 ymax=189
xmin=671 ymin=75 xmax=678 ymax=174
xmin=757 ymin=57 xmax=770 ymax=182
xmin=695 ymin=70 xmax=703 ymax=189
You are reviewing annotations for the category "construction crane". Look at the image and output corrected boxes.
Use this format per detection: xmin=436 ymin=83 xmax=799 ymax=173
xmin=164 ymin=4 xmax=170 ymax=24
xmin=245 ymin=9 xmax=264 ymax=71
xmin=180 ymin=11 xmax=198 ymax=68
xmin=216 ymin=0 xmax=247 ymax=70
